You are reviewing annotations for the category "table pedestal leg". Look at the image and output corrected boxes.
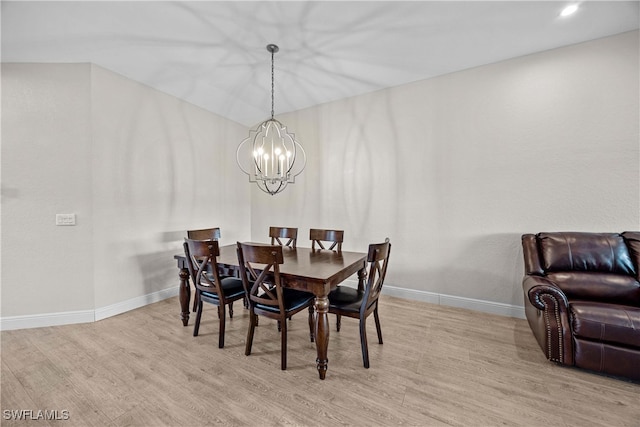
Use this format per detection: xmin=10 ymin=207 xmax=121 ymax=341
xmin=314 ymin=296 xmax=330 ymax=380
xmin=179 ymin=267 xmax=191 ymax=326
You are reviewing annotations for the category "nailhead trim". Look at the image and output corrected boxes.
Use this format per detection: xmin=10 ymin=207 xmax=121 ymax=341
xmin=537 ymin=293 xmax=563 ymax=363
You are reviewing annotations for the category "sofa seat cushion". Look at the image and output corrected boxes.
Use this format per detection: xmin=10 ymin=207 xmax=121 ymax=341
xmin=547 ymin=272 xmax=640 ymax=304
xmin=570 ymin=301 xmax=640 ymax=348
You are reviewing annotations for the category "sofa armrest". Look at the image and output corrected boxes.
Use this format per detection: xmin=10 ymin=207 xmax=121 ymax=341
xmin=522 ymin=234 xmax=544 ymax=275
xmin=523 ymin=275 xmax=574 ymax=365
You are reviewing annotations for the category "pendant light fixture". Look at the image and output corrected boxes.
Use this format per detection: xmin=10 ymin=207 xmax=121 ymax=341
xmin=236 ymin=44 xmax=306 ymax=195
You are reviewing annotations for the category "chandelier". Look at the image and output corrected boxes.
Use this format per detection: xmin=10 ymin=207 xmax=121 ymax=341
xmin=236 ymin=44 xmax=306 ymax=195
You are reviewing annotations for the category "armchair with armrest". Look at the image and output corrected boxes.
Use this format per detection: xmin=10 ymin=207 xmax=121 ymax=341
xmin=521 ymin=232 xmax=640 ymax=381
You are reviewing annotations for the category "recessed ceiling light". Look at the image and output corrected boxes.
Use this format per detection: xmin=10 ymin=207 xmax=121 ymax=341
xmin=560 ymin=4 xmax=579 ymax=17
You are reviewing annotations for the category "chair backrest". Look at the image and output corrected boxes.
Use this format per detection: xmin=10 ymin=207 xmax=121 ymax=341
xmin=361 ymin=238 xmax=391 ymax=313
xmin=187 ymin=227 xmax=221 ymax=241
xmin=310 ymin=228 xmax=344 ymax=252
xmin=237 ymin=242 xmax=286 ymax=312
xmin=269 ymin=227 xmax=298 ymax=248
xmin=184 ymin=238 xmax=224 ymax=295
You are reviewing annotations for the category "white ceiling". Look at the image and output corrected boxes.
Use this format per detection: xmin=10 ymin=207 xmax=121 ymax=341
xmin=2 ymin=1 xmax=639 ymax=126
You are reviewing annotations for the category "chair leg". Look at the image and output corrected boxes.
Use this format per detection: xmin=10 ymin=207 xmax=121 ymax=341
xmin=281 ymin=317 xmax=288 ymax=370
xmin=277 ymin=320 xmax=281 ymax=332
xmin=245 ymin=312 xmax=256 ymax=356
xmin=374 ymin=306 xmax=383 ymax=344
xmin=308 ymin=305 xmax=315 ymax=342
xmin=359 ymin=317 xmax=370 ymax=369
xmin=192 ymin=291 xmax=200 ymax=313
xmin=218 ymin=304 xmax=226 ymax=349
xmin=336 ymin=314 xmax=342 ymax=332
xmin=193 ymin=299 xmax=203 ymax=337
xmin=229 ymin=301 xmax=234 ymax=319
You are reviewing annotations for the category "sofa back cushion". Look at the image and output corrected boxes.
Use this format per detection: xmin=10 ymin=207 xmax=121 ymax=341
xmin=538 ymin=232 xmax=635 ymax=276
xmin=622 ymin=232 xmax=640 ymax=281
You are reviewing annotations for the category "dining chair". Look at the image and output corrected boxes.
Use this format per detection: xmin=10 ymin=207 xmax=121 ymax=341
xmin=310 ymin=228 xmax=344 ymax=252
xmin=187 ymin=227 xmax=221 ymax=241
xmin=183 ymin=238 xmax=246 ymax=348
xmin=328 ymin=238 xmax=391 ymax=368
xmin=186 ymin=227 xmax=228 ymax=312
xmin=236 ymin=242 xmax=315 ymax=370
xmin=269 ymin=226 xmax=298 ymax=248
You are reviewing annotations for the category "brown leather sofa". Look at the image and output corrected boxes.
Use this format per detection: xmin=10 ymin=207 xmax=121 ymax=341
xmin=522 ymin=232 xmax=640 ymax=381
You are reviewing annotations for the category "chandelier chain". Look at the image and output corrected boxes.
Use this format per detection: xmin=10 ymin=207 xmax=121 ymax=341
xmin=270 ymin=48 xmax=275 ymax=119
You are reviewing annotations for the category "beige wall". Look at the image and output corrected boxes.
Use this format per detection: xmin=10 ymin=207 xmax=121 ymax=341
xmin=1 ymin=63 xmax=251 ymax=325
xmin=2 ymin=30 xmax=638 ymax=327
xmin=2 ymin=63 xmax=95 ymax=319
xmin=90 ymin=65 xmax=251 ymax=312
xmin=250 ymin=31 xmax=640 ymax=309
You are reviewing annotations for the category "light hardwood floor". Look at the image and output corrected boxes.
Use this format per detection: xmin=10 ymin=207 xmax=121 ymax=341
xmin=2 ymin=295 xmax=639 ymax=426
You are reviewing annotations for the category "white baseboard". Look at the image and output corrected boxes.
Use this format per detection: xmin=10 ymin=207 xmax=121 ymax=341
xmin=382 ymin=284 xmax=526 ymax=319
xmin=340 ymin=279 xmax=525 ymax=319
xmin=94 ymin=286 xmax=179 ymax=321
xmin=0 ymin=309 xmax=95 ymax=331
xmin=0 ymin=287 xmax=179 ymax=331
xmin=1 ymin=283 xmax=525 ymax=331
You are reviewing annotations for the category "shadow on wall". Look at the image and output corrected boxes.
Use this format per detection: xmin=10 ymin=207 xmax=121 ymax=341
xmin=133 ymin=230 xmax=186 ymax=296
xmin=439 ymin=233 xmax=525 ymax=307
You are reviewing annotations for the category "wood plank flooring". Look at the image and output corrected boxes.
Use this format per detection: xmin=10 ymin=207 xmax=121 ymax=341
xmin=2 ymin=295 xmax=639 ymax=426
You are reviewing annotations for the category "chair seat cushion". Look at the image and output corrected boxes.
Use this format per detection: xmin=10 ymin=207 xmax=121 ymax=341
xmin=570 ymin=301 xmax=640 ymax=348
xmin=201 ymin=277 xmax=245 ymax=300
xmin=255 ymin=288 xmax=314 ymax=313
xmin=329 ymin=286 xmax=364 ymax=312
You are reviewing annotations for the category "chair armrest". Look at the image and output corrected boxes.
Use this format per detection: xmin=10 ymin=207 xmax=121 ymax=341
xmin=523 ymin=276 xmax=574 ymax=365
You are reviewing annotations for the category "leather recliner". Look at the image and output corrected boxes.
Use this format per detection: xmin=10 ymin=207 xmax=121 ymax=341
xmin=521 ymin=232 xmax=640 ymax=381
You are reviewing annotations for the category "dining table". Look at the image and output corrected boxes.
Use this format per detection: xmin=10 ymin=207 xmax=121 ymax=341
xmin=174 ymin=243 xmax=368 ymax=380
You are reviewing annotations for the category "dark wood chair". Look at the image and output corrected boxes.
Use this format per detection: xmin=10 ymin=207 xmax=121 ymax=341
xmin=183 ymin=238 xmax=246 ymax=348
xmin=236 ymin=242 xmax=315 ymax=370
xmin=310 ymin=228 xmax=344 ymax=252
xmin=186 ymin=227 xmax=225 ymax=312
xmin=328 ymin=238 xmax=391 ymax=368
xmin=187 ymin=227 xmax=221 ymax=241
xmin=269 ymin=226 xmax=298 ymax=248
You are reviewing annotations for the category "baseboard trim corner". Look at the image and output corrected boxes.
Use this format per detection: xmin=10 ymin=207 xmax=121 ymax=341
xmin=1 ymin=287 xmax=180 ymax=331
xmin=95 ymin=286 xmax=179 ymax=321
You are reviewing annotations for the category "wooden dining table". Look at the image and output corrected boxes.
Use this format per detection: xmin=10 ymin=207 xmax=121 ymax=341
xmin=174 ymin=244 xmax=368 ymax=380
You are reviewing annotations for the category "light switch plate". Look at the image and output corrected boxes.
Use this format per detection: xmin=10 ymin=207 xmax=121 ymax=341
xmin=55 ymin=213 xmax=76 ymax=226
